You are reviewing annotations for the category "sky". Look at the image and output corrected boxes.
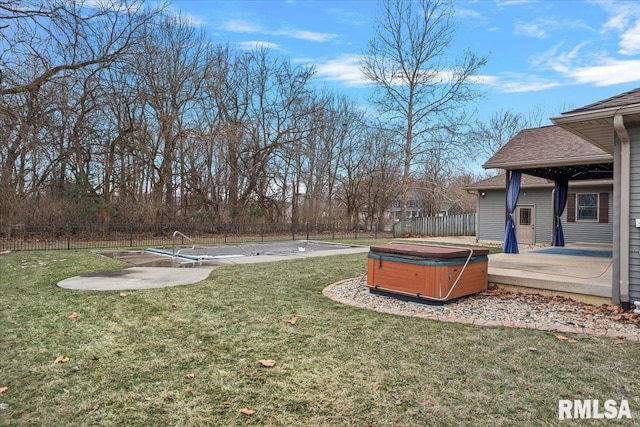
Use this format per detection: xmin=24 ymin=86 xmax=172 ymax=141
xmin=168 ymin=0 xmax=640 ymax=127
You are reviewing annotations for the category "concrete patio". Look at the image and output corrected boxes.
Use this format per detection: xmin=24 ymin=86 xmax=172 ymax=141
xmin=413 ymin=237 xmax=613 ymax=305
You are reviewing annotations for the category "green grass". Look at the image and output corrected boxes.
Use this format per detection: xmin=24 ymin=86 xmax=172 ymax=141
xmin=1 ymin=250 xmax=637 ymax=426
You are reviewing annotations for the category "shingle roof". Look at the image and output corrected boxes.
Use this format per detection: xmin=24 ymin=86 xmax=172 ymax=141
xmin=564 ymin=87 xmax=640 ymax=114
xmin=482 ymin=125 xmax=610 ymax=170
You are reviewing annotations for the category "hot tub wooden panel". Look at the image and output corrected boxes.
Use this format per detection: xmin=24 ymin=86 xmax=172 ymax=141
xmin=366 ymin=244 xmax=488 ymax=301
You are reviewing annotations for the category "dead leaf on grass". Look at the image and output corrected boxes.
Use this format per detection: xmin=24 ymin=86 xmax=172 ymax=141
xmin=0 ymin=387 xmax=7 ymax=394
xmin=568 ymin=339 xmax=579 ymax=343
xmin=63 ymin=389 xmax=70 ymax=394
xmin=0 ymin=403 xmax=8 ymax=410
xmin=54 ymin=356 xmax=70 ymax=364
xmin=91 ymin=355 xmax=100 ymax=361
xmin=528 ymin=347 xmax=537 ymax=352
xmin=554 ymin=334 xmax=569 ymax=341
xmin=287 ymin=316 xmax=297 ymax=325
xmin=258 ymin=359 xmax=276 ymax=368
xmin=68 ymin=312 xmax=79 ymax=320
xmin=240 ymin=408 xmax=255 ymax=416
xmin=88 ymin=403 xmax=100 ymax=413
xmin=119 ymin=292 xmax=127 ymax=297
xmin=172 ymin=302 xmax=177 ymax=308
xmin=185 ymin=373 xmax=195 ymax=379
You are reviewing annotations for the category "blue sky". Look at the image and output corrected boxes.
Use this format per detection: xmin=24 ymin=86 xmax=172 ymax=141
xmin=170 ymin=0 xmax=640 ymax=125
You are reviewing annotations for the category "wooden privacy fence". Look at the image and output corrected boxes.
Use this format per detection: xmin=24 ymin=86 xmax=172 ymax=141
xmin=393 ymin=213 xmax=476 ymax=238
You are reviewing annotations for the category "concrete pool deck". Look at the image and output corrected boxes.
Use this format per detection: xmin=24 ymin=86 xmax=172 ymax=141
xmin=57 ymin=238 xmax=615 ymax=304
xmin=57 ymin=245 xmax=370 ymax=291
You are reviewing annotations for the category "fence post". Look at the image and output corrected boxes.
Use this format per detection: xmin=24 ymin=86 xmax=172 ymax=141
xmin=224 ymin=224 xmax=227 ymax=244
xmin=306 ymin=222 xmax=309 ymax=241
xmin=66 ymin=223 xmax=71 ymax=250
xmin=129 ymin=225 xmax=133 ymax=247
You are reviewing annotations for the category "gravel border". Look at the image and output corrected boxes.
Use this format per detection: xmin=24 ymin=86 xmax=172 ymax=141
xmin=323 ymin=276 xmax=640 ymax=341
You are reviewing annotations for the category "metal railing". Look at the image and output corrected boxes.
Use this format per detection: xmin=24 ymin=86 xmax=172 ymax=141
xmin=0 ymin=222 xmax=393 ymax=252
xmin=172 ymin=230 xmax=194 ymax=256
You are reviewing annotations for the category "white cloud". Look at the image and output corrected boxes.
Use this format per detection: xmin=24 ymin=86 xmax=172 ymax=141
xmin=326 ymin=7 xmax=368 ymax=26
xmin=599 ymin=1 xmax=638 ymax=32
xmin=529 ymin=39 xmax=640 ymax=86
xmin=315 ymin=55 xmax=370 ymax=87
xmin=223 ymin=19 xmax=263 ymax=33
xmin=566 ymin=58 xmax=640 ymax=86
xmin=474 ymin=73 xmax=560 ymax=93
xmin=235 ymin=41 xmax=281 ymax=51
xmin=597 ymin=1 xmax=640 ymax=55
xmin=279 ymin=29 xmax=338 ymax=43
xmin=174 ymin=11 xmax=207 ymax=28
xmin=515 ymin=21 xmax=547 ymax=38
xmin=456 ymin=8 xmax=486 ymax=22
xmin=619 ymin=21 xmax=640 ymax=55
xmin=494 ymin=0 xmax=538 ymax=6
xmin=530 ymin=42 xmax=587 ymax=74
xmin=220 ymin=19 xmax=338 ymax=43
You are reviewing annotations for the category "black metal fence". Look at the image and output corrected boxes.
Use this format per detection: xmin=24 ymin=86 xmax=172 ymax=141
xmin=0 ymin=222 xmax=392 ymax=252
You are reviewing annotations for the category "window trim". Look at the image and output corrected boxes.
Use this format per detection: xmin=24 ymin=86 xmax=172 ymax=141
xmin=575 ymin=192 xmax=599 ymax=222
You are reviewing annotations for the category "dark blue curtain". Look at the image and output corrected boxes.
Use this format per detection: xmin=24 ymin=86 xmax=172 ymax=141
xmin=553 ymin=177 xmax=568 ymax=246
xmin=503 ymin=170 xmax=522 ymax=254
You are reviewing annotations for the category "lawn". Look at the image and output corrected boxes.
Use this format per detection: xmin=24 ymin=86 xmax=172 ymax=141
xmin=1 ymin=249 xmax=639 ymax=426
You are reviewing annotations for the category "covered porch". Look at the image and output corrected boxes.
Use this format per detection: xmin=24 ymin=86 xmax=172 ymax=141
xmin=481 ymin=125 xmax=614 ymax=254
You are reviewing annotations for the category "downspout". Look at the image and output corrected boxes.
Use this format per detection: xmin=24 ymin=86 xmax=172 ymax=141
xmin=613 ymin=113 xmax=630 ymax=310
xmin=475 ymin=190 xmax=480 ymax=243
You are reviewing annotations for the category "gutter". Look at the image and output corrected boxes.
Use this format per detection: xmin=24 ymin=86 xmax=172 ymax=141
xmin=483 ymin=154 xmax=613 ymax=170
xmin=552 ymin=103 xmax=640 ymax=124
xmin=613 ymin=113 xmax=631 ymax=310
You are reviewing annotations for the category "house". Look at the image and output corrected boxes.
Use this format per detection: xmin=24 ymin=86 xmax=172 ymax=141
xmin=466 ymin=172 xmax=613 ymax=245
xmin=467 ymin=125 xmax=613 ymax=245
xmin=476 ymin=88 xmax=640 ymax=308
xmin=438 ymin=202 xmax=465 ymax=217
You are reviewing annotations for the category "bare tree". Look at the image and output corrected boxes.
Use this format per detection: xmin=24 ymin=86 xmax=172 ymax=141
xmin=362 ymin=125 xmax=402 ymax=230
xmin=0 ymin=0 xmax=161 ymax=221
xmin=135 ymin=15 xmax=212 ymax=222
xmin=467 ymin=109 xmax=528 ymax=161
xmin=360 ymin=0 xmax=486 ymax=222
xmin=0 ymin=0 xmax=161 ymax=96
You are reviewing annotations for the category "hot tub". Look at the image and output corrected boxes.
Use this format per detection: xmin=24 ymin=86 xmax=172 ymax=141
xmin=367 ymin=243 xmax=489 ymax=302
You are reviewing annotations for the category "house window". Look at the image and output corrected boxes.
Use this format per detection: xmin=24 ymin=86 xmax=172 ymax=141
xmin=576 ymin=193 xmax=598 ymax=221
xmin=519 ymin=208 xmax=532 ymax=226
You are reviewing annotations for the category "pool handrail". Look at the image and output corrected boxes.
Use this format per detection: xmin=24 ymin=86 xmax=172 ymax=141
xmin=172 ymin=230 xmax=195 ymax=257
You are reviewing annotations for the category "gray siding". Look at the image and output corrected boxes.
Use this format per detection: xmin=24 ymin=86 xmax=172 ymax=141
xmin=562 ymin=186 xmax=613 ymax=244
xmin=477 ymin=190 xmax=505 ymax=241
xmin=477 ymin=184 xmax=612 ymax=245
xmin=628 ymin=124 xmax=640 ymax=302
xmin=477 ymin=187 xmax=553 ymax=244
